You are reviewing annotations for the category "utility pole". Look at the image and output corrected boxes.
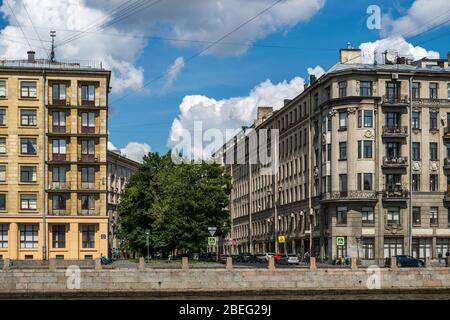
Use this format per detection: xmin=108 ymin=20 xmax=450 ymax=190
xmin=50 ymin=30 xmax=56 ymax=62
xmin=145 ymin=229 xmax=150 ymax=263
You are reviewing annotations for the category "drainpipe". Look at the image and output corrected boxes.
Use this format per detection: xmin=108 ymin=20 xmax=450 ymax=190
xmin=408 ymin=76 xmax=413 ymax=256
xmin=42 ymin=70 xmax=47 ymax=260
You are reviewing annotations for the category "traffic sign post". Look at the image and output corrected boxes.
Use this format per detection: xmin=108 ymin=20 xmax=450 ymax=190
xmin=336 ymin=236 xmax=345 ymax=246
xmin=208 ymin=226 xmax=217 ymax=236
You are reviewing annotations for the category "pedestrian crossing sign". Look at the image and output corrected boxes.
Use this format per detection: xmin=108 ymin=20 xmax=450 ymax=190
xmin=278 ymin=235 xmax=286 ymax=243
xmin=208 ymin=237 xmax=217 ymax=246
xmin=336 ymin=236 xmax=345 ymax=246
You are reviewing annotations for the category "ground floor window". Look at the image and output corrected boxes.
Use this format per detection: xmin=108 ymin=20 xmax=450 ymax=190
xmin=412 ymin=238 xmax=432 ymax=259
xmin=0 ymin=223 xmax=7 ymax=248
xmin=20 ymin=224 xmax=38 ymax=249
xmin=361 ymin=238 xmax=375 ymax=259
xmin=52 ymin=224 xmax=66 ymax=249
xmin=81 ymin=224 xmax=96 ymax=248
xmin=384 ymin=237 xmax=403 ymax=258
xmin=436 ymin=238 xmax=450 ymax=259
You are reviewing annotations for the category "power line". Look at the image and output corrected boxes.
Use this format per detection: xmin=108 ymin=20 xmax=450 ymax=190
xmin=4 ymin=0 xmax=32 ymax=50
xmin=111 ymin=0 xmax=286 ymax=105
xmin=22 ymin=2 xmax=48 ymax=56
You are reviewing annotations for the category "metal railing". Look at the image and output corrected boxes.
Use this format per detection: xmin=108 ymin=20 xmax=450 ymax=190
xmin=382 ymin=187 xmax=409 ymax=199
xmin=383 ymin=156 xmax=408 ymax=166
xmin=382 ymin=94 xmax=409 ymax=104
xmin=321 ymin=191 xmax=377 ymax=201
xmin=382 ymin=126 xmax=408 ymax=135
xmin=0 ymin=59 xmax=103 ymax=70
xmin=48 ymin=182 xmax=70 ymax=190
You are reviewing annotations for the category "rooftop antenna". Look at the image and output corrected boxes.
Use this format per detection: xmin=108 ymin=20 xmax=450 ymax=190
xmin=50 ymin=30 xmax=56 ymax=62
xmin=347 ymin=41 xmax=352 ymax=49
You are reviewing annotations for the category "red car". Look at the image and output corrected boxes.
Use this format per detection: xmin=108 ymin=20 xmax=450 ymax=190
xmin=273 ymin=253 xmax=283 ymax=263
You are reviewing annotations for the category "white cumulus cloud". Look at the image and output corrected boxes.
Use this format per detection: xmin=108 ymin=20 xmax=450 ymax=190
xmin=359 ymin=36 xmax=440 ymax=64
xmin=307 ymin=65 xmax=325 ymax=79
xmin=168 ymin=76 xmax=305 ymax=159
xmin=108 ymin=141 xmax=151 ymax=163
xmin=163 ymin=56 xmax=184 ymax=90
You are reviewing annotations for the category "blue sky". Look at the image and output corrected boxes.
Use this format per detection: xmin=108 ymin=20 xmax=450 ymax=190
xmin=1 ymin=0 xmax=450 ymax=161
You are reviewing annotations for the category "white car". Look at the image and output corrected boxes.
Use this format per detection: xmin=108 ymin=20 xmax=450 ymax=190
xmin=256 ymin=253 xmax=275 ymax=263
xmin=278 ymin=254 xmax=300 ymax=265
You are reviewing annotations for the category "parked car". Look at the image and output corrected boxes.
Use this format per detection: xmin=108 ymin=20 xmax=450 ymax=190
xmin=277 ymin=254 xmax=300 ymax=265
xmin=235 ymin=252 xmax=255 ymax=263
xmin=273 ymin=253 xmax=283 ymax=263
xmin=385 ymin=255 xmax=424 ymax=268
xmin=218 ymin=254 xmax=229 ymax=264
xmin=256 ymin=253 xmax=275 ymax=263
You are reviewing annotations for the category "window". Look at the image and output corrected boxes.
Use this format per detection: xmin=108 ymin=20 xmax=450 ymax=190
xmin=430 ymin=207 xmax=439 ymax=225
xmin=82 ymin=224 xmax=96 ymax=248
xmin=0 ymin=165 xmax=5 ymax=182
xmin=81 ymin=84 xmax=95 ymax=102
xmin=363 ymin=173 xmax=373 ymax=191
xmin=52 ymin=167 xmax=66 ymax=183
xmin=413 ymin=207 xmax=421 ymax=225
xmin=52 ymin=139 xmax=66 ymax=160
xmin=430 ymin=142 xmax=438 ymax=160
xmin=363 ymin=141 xmax=372 ymax=158
xmin=20 ymin=166 xmax=36 ymax=183
xmin=52 ymin=83 xmax=66 ymax=101
xmin=52 ymin=194 xmax=66 ymax=214
xmin=339 ymin=111 xmax=347 ymax=129
xmin=20 ymin=194 xmax=37 ymax=210
xmin=362 ymin=238 xmax=375 ymax=260
xmin=412 ymin=82 xmax=420 ymax=99
xmin=81 ymin=195 xmax=95 ymax=215
xmin=20 ymin=138 xmax=37 ymax=155
xmin=412 ymin=174 xmax=421 ymax=192
xmin=313 ymin=93 xmax=319 ymax=108
xmin=339 ymin=142 xmax=347 ymax=160
xmin=436 ymin=238 xmax=450 ymax=259
xmin=412 ymin=238 xmax=432 ymax=260
xmin=412 ymin=142 xmax=420 ymax=161
xmin=81 ymin=112 xmax=95 ymax=133
xmin=339 ymin=174 xmax=347 ymax=192
xmin=430 ymin=174 xmax=438 ymax=192
xmin=384 ymin=237 xmax=403 ymax=258
xmin=412 ymin=111 xmax=420 ymax=129
xmin=327 ymin=144 xmax=331 ymax=161
xmin=360 ymin=81 xmax=372 ymax=97
xmin=386 ymin=81 xmax=399 ymax=100
xmin=337 ymin=207 xmax=347 ymax=224
xmin=430 ymin=111 xmax=438 ymax=130
xmin=338 ymin=81 xmax=347 ymax=97
xmin=0 ymin=137 xmax=5 ymax=154
xmin=387 ymin=207 xmax=400 ymax=225
xmin=20 ymin=81 xmax=37 ymax=98
xmin=52 ymin=225 xmax=66 ymax=248
xmin=0 ymin=194 xmax=5 ymax=210
xmin=52 ymin=111 xmax=66 ymax=132
xmin=81 ymin=139 xmax=95 ymax=161
xmin=0 ymin=224 xmax=7 ymax=248
xmin=20 ymin=109 xmax=37 ymax=126
xmin=20 ymin=224 xmax=38 ymax=248
xmin=362 ymin=207 xmax=374 ymax=225
xmin=81 ymin=167 xmax=95 ymax=189
xmin=386 ymin=142 xmax=400 ymax=158
xmin=363 ymin=110 xmax=373 ymax=127
xmin=386 ymin=112 xmax=399 ymax=128
xmin=430 ymin=83 xmax=438 ymax=99
xmin=448 ymin=83 xmax=450 ymax=100
xmin=0 ymin=80 xmax=5 ymax=97
xmin=0 ymin=109 xmax=6 ymax=126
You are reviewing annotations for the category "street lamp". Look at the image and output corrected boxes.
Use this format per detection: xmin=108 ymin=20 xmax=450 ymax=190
xmin=145 ymin=229 xmax=150 ymax=263
xmin=309 ymin=208 xmax=314 ymax=257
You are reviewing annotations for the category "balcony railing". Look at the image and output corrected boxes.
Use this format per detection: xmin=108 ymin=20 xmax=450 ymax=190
xmin=49 ymin=209 xmax=69 ymax=216
xmin=382 ymin=126 xmax=408 ymax=137
xmin=80 ymin=209 xmax=96 ymax=216
xmin=321 ymin=191 xmax=377 ymax=201
xmin=382 ymin=156 xmax=408 ymax=167
xmin=51 ymin=99 xmax=67 ymax=106
xmin=51 ymin=125 xmax=67 ymax=133
xmin=79 ymin=154 xmax=98 ymax=162
xmin=81 ymin=182 xmax=95 ymax=190
xmin=48 ymin=182 xmax=70 ymax=191
xmin=81 ymin=126 xmax=96 ymax=134
xmin=382 ymin=187 xmax=409 ymax=200
xmin=382 ymin=94 xmax=409 ymax=105
xmin=81 ymin=100 xmax=95 ymax=106
xmin=444 ymin=158 xmax=450 ymax=169
xmin=52 ymin=153 xmax=67 ymax=161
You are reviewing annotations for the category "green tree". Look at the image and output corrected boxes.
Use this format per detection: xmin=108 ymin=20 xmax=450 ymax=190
xmin=117 ymin=152 xmax=231 ymax=256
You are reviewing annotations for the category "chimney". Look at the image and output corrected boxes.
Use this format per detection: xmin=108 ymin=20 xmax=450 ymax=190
xmin=339 ymin=48 xmax=362 ymax=64
xmin=255 ymin=106 xmax=273 ymax=127
xmin=27 ymin=50 xmax=35 ymax=63
xmin=309 ymin=74 xmax=317 ymax=84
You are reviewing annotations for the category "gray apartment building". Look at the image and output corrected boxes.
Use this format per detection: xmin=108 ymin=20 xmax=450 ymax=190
xmin=217 ymin=47 xmax=450 ymax=265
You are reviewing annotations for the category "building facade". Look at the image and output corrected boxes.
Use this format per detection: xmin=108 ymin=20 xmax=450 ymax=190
xmin=0 ymin=51 xmax=111 ymax=260
xmin=219 ymin=48 xmax=450 ymax=264
xmin=107 ymin=149 xmax=140 ymax=257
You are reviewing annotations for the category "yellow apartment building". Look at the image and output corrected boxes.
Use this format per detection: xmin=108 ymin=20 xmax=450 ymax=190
xmin=0 ymin=51 xmax=111 ymax=260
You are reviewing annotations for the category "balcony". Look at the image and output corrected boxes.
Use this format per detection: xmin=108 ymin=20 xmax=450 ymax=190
xmin=382 ymin=156 xmax=408 ymax=169
xmin=52 ymin=153 xmax=67 ymax=162
xmin=51 ymin=99 xmax=67 ymax=106
xmin=382 ymin=187 xmax=409 ymax=201
xmin=80 ymin=209 xmax=97 ymax=216
xmin=81 ymin=182 xmax=96 ymax=190
xmin=321 ymin=191 xmax=377 ymax=202
xmin=51 ymin=125 xmax=67 ymax=133
xmin=443 ymin=127 xmax=450 ymax=139
xmin=382 ymin=126 xmax=408 ymax=139
xmin=48 ymin=182 xmax=71 ymax=191
xmin=49 ymin=209 xmax=69 ymax=216
xmin=444 ymin=158 xmax=450 ymax=170
xmin=382 ymin=94 xmax=409 ymax=107
xmin=81 ymin=126 xmax=96 ymax=134
xmin=81 ymin=100 xmax=95 ymax=107
xmin=78 ymin=154 xmax=99 ymax=163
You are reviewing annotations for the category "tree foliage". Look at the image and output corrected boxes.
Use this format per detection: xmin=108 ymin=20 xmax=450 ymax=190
xmin=117 ymin=152 xmax=231 ymax=256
